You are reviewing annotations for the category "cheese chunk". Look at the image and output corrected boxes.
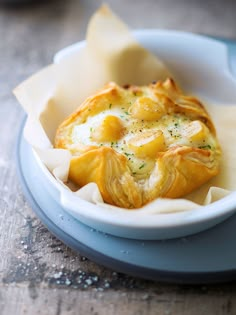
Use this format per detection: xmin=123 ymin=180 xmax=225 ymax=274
xmin=127 ymin=130 xmax=166 ymax=158
xmin=183 ymin=120 xmax=208 ymax=142
xmin=129 ymin=97 xmax=165 ymax=121
xmin=91 ymin=115 xmax=125 ymax=142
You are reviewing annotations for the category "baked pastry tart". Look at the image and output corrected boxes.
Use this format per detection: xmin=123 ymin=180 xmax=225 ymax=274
xmin=55 ymin=79 xmax=221 ymax=208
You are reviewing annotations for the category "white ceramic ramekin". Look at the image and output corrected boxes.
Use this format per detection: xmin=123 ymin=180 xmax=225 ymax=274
xmin=33 ymin=30 xmax=236 ymax=240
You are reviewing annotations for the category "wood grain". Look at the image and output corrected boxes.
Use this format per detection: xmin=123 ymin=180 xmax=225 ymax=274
xmin=0 ymin=0 xmax=236 ymax=314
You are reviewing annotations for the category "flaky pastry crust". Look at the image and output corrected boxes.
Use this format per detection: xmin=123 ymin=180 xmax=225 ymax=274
xmin=55 ymin=79 xmax=221 ymax=208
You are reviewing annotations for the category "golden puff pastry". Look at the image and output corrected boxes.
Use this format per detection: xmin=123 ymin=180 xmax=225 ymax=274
xmin=55 ymin=79 xmax=221 ymax=208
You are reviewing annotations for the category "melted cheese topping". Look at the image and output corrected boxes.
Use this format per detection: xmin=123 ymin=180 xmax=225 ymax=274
xmin=69 ymin=105 xmax=215 ymax=180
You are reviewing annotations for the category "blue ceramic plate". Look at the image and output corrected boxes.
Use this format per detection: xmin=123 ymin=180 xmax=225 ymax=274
xmin=17 ymin=116 xmax=236 ymax=283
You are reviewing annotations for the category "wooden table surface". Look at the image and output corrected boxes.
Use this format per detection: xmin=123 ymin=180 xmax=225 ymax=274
xmin=1 ymin=0 xmax=236 ymax=314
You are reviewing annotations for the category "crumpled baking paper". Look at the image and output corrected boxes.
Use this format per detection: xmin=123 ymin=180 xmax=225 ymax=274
xmin=14 ymin=5 xmax=236 ymax=214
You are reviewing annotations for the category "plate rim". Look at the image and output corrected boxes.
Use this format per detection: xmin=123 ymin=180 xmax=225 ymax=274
xmin=16 ymin=117 xmax=236 ymax=284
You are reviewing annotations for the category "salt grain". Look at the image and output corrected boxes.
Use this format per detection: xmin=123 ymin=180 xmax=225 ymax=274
xmin=54 ymin=272 xmax=62 ymax=279
xmin=85 ymin=279 xmax=93 ymax=286
xmin=141 ymin=294 xmax=149 ymax=300
xmin=65 ymin=279 xmax=71 ymax=286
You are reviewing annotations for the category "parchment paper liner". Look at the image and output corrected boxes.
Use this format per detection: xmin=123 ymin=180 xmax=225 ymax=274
xmin=14 ymin=5 xmax=236 ymax=215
